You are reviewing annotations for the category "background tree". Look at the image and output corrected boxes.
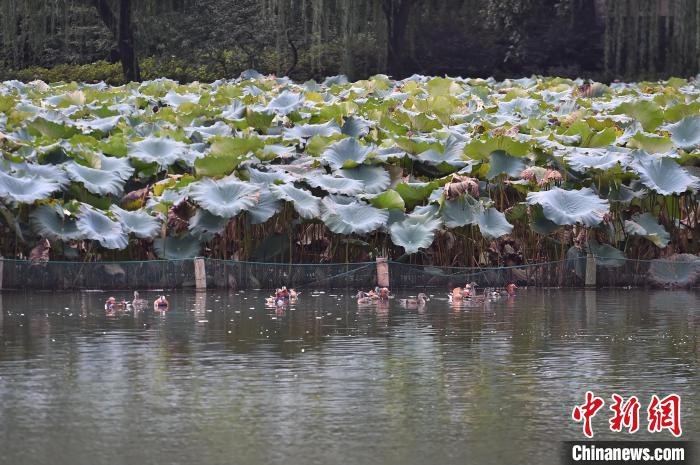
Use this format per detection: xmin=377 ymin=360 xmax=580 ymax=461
xmin=1 ymin=0 xmax=699 ymax=83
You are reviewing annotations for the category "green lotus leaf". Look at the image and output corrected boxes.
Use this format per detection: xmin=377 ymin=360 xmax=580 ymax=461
xmin=647 ymin=254 xmax=700 ymax=286
xmin=465 ymin=136 xmax=530 ymax=159
xmin=283 ymin=121 xmax=341 ymax=140
xmin=184 ymin=121 xmax=232 ymax=141
xmin=323 ymin=75 xmax=349 ymax=86
xmin=338 ymin=165 xmax=391 ymax=194
xmin=11 ymin=162 xmax=70 ymax=187
xmin=27 ymin=117 xmax=79 ymax=139
xmin=607 ymin=183 xmax=647 ymax=203
xmin=248 ymin=191 xmax=284 ymax=224
xmin=564 ymin=121 xmax=616 ymax=147
xmin=189 ymin=208 xmax=228 ymax=239
xmin=395 ymin=181 xmax=440 ymax=210
xmin=74 ymin=115 xmax=122 ymax=133
xmin=498 ymin=97 xmax=540 ymax=117
xmin=220 ymin=100 xmax=246 ymax=121
xmin=486 ymin=150 xmax=527 ymax=179
xmin=627 ymin=133 xmax=673 ymax=154
xmin=163 ymin=90 xmax=200 ymax=108
xmin=368 ymin=189 xmax=405 ymax=210
xmin=564 ymin=147 xmax=628 ymax=171
xmin=110 ymin=205 xmax=162 ymax=239
xmin=257 ymin=144 xmax=297 ymax=161
xmin=442 ymin=194 xmax=479 ymax=228
xmin=530 ymin=204 xmax=560 ymax=235
xmin=128 ymin=136 xmax=189 ymax=168
xmin=342 ymin=116 xmax=372 ymax=138
xmin=614 ymin=100 xmax=663 ymax=131
xmin=195 ymin=136 xmax=263 ymax=177
xmin=389 ymin=212 xmax=442 ymax=254
xmin=153 ymin=234 xmax=202 ymax=260
xmin=624 ymin=213 xmax=670 ymax=248
xmin=272 ymin=184 xmax=321 ymax=219
xmin=305 ymin=172 xmax=364 ymax=195
xmin=320 ymin=197 xmax=388 ymax=235
xmin=475 ymin=208 xmax=513 ymax=239
xmin=265 ymin=90 xmax=304 ymax=115
xmin=93 ymin=154 xmax=135 ymax=180
xmin=76 ymin=205 xmax=128 ymax=250
xmin=29 ymin=204 xmax=82 ymax=241
xmin=322 ymin=137 xmax=372 ymax=169
xmin=247 ymin=167 xmax=296 ymax=185
xmin=0 ymin=170 xmax=63 ymax=204
xmin=526 ymin=187 xmax=609 ymax=226
xmin=587 ymin=239 xmax=625 ymax=268
xmin=65 ymin=161 xmax=127 ymax=196
xmin=189 ymin=177 xmax=259 ymax=218
xmin=416 ymin=134 xmax=467 ymax=169
xmin=631 ymin=153 xmax=699 ymax=195
xmin=666 ymin=116 xmax=700 ymax=150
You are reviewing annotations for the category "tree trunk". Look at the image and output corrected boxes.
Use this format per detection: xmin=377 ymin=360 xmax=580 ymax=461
xmin=118 ymin=0 xmax=140 ymax=82
xmin=91 ymin=0 xmax=140 ymax=82
xmin=382 ymin=0 xmax=411 ymax=78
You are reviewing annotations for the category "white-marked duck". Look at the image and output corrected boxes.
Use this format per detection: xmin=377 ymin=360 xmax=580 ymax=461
xmin=399 ymin=293 xmax=428 ymax=308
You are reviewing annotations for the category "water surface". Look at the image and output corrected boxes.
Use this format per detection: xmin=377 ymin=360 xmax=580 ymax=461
xmin=0 ymin=289 xmax=698 ymax=465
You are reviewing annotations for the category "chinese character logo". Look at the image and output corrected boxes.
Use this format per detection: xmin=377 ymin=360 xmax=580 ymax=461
xmin=609 ymin=394 xmax=640 ymax=434
xmin=573 ymin=392 xmax=682 ymax=438
xmin=647 ymin=394 xmax=682 ymax=437
xmin=572 ymin=391 xmax=605 ymax=438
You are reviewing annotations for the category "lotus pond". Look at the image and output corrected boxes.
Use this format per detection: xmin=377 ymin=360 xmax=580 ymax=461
xmin=0 ymin=289 xmax=698 ymax=465
xmin=0 ymin=74 xmax=698 ymax=281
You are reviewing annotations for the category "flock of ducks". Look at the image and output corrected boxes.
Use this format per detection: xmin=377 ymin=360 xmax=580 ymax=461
xmin=104 ymin=291 xmax=166 ymax=315
xmin=447 ymin=283 xmax=517 ymax=304
xmin=103 ymin=283 xmax=518 ymax=315
xmin=264 ymin=286 xmax=300 ymax=307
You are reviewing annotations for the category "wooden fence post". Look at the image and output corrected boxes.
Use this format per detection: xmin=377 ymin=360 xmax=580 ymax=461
xmin=585 ymin=253 xmax=596 ymax=287
xmin=376 ymin=257 xmax=390 ymax=288
xmin=194 ymin=257 xmax=207 ymax=290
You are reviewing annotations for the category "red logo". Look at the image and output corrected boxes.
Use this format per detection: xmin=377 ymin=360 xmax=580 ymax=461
xmin=572 ymin=392 xmax=682 ymax=438
xmin=647 ymin=394 xmax=682 ymax=437
xmin=572 ymin=391 xmax=605 ymax=438
xmin=609 ymin=394 xmax=640 ymax=434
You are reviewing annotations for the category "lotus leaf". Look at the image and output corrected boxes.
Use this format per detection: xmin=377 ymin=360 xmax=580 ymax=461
xmin=389 ymin=212 xmax=442 ymax=254
xmin=526 ymin=187 xmax=609 ymax=226
xmin=0 ymin=170 xmax=63 ymax=204
xmin=128 ymin=136 xmax=190 ymax=168
xmin=189 ymin=178 xmax=259 ymax=218
xmin=154 ymin=235 xmax=203 ymax=260
xmin=110 ymin=205 xmax=162 ymax=239
xmin=76 ymin=205 xmax=128 ymax=249
xmin=624 ymin=213 xmax=670 ymax=248
xmin=322 ymin=137 xmax=372 ymax=169
xmin=320 ymin=197 xmax=388 ymax=235
xmin=30 ymin=204 xmax=82 ymax=241
xmin=272 ymin=184 xmax=321 ymax=219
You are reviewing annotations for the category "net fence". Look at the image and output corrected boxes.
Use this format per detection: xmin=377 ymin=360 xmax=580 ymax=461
xmin=0 ymin=255 xmax=698 ymax=290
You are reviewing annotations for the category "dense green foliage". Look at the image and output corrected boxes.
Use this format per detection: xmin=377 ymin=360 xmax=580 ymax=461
xmin=0 ymin=74 xmax=698 ymax=269
xmin=2 ymin=0 xmax=700 ymax=83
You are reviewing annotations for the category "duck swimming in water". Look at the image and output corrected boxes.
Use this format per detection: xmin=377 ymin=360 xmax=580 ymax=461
xmin=356 ymin=291 xmax=374 ymax=305
xmin=399 ymin=293 xmax=428 ymax=308
xmin=130 ymin=291 xmax=146 ymax=311
xmin=153 ymin=295 xmax=169 ymax=312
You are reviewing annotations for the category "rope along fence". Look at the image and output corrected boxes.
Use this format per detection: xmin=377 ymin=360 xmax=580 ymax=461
xmin=0 ymin=255 xmax=698 ymax=290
